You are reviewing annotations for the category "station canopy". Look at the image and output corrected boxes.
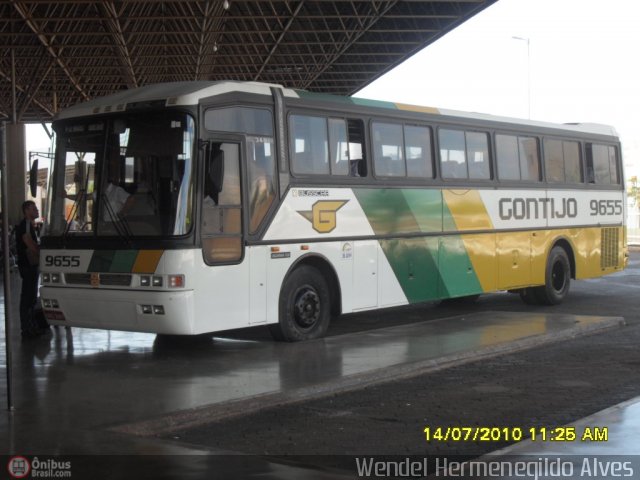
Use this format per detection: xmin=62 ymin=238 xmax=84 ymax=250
xmin=1 ymin=0 xmax=496 ymax=122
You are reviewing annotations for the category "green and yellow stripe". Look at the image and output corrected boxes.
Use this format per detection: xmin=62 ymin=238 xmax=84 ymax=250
xmin=87 ymin=250 xmax=164 ymax=273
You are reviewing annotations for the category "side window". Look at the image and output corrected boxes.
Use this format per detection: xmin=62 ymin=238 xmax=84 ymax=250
xmin=496 ymin=135 xmax=520 ymax=180
xmin=544 ymin=139 xmax=582 ymax=183
xmin=586 ymin=143 xmax=619 ymax=184
xmin=405 ymin=125 xmax=433 ymax=178
xmin=289 ymin=115 xmax=329 ymax=175
xmin=519 ymin=136 xmax=541 ymax=181
xmin=247 ymin=136 xmax=276 ymax=234
xmin=328 ymin=118 xmax=349 ymax=176
xmin=466 ymin=132 xmax=490 ymax=180
xmin=439 ymin=129 xmax=490 ymax=180
xmin=288 ymin=115 xmax=366 ymax=177
xmin=543 ymin=139 xmax=564 ymax=182
xmin=439 ymin=129 xmax=466 ymax=179
xmin=346 ymin=119 xmax=367 ymax=177
xmin=372 ymin=122 xmax=405 ymax=177
xmin=609 ymin=146 xmax=619 ymax=184
xmin=496 ymin=134 xmax=540 ymax=181
xmin=204 ymin=107 xmax=273 ymax=136
xmin=563 ymin=141 xmax=582 ymax=183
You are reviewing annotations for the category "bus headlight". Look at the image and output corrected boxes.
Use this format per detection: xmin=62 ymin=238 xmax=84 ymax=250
xmin=42 ymin=273 xmax=50 ymax=283
xmin=51 ymin=273 xmax=61 ymax=283
xmin=42 ymin=298 xmax=60 ymax=309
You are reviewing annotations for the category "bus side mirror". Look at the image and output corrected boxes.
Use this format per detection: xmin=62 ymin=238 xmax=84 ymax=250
xmin=209 ymin=146 xmax=224 ymax=193
xmin=29 ymin=159 xmax=38 ymax=198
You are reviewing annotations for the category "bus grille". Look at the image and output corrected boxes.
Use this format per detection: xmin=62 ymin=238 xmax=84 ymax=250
xmin=64 ymin=273 xmax=91 ymax=285
xmin=65 ymin=273 xmax=132 ymax=287
xmin=601 ymin=228 xmax=619 ymax=269
xmin=100 ymin=274 xmax=133 ymax=286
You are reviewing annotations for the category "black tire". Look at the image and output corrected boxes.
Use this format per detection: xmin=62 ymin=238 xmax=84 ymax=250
xmin=269 ymin=265 xmax=331 ymax=342
xmin=519 ymin=287 xmax=540 ymax=305
xmin=534 ymin=246 xmax=571 ymax=305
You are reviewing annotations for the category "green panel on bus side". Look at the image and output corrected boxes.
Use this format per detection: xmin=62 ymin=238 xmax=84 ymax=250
xmin=353 ymin=188 xmax=420 ymax=235
xmin=88 ymin=250 xmax=116 ymax=272
xmin=400 ymin=189 xmax=443 ymax=233
xmin=379 ymin=237 xmax=440 ymax=303
xmin=355 ymin=187 xmax=482 ymax=301
xmin=438 ymin=236 xmax=483 ymax=298
xmin=110 ymin=250 xmax=140 ymax=273
xmin=88 ymin=250 xmax=139 ymax=273
xmin=442 ymin=197 xmax=458 ymax=233
xmin=355 ymin=188 xmax=452 ymax=235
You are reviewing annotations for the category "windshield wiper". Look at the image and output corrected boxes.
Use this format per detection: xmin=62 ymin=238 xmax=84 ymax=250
xmin=62 ymin=189 xmax=85 ymax=244
xmin=102 ymin=193 xmax=133 ymax=246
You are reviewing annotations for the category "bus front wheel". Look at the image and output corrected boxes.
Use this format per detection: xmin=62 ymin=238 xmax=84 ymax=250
xmin=534 ymin=246 xmax=571 ymax=305
xmin=270 ymin=265 xmax=331 ymax=342
xmin=519 ymin=287 xmax=540 ymax=305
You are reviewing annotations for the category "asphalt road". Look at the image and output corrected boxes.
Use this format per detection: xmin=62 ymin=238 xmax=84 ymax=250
xmin=165 ymin=250 xmax=640 ymax=465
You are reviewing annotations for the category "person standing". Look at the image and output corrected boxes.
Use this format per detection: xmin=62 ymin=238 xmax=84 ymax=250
xmin=16 ymin=200 xmax=45 ymax=338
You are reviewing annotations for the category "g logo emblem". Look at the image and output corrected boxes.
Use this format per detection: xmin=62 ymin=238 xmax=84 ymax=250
xmin=298 ymin=200 xmax=348 ymax=233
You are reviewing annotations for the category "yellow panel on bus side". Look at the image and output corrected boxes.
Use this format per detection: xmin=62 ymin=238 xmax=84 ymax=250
xmin=496 ymin=231 xmax=531 ymax=290
xmin=530 ymin=230 xmax=550 ymax=285
xmin=573 ymin=226 xmax=625 ymax=279
xmin=460 ymin=233 xmax=497 ymax=293
xmin=530 ymin=228 xmax=611 ymax=282
xmin=442 ymin=189 xmax=493 ymax=231
xmin=573 ymin=227 xmax=601 ymax=279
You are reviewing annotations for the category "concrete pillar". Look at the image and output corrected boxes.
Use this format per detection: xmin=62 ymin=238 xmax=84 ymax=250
xmin=5 ymin=124 xmax=26 ymax=226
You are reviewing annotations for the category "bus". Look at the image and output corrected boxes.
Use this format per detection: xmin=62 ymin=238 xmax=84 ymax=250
xmin=40 ymin=81 xmax=626 ymax=341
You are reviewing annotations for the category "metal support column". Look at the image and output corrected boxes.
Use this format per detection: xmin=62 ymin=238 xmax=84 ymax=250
xmin=1 ymin=121 xmax=14 ymax=411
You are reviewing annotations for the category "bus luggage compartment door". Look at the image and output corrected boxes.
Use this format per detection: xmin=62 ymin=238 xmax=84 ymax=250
xmin=351 ymin=240 xmax=378 ymax=310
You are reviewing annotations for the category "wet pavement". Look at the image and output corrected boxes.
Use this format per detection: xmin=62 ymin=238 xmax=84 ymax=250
xmin=459 ymin=396 xmax=640 ymax=480
xmin=0 ymin=253 xmax=639 ymax=479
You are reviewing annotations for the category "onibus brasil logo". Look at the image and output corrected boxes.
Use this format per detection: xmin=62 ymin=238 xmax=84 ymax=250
xmin=297 ymin=200 xmax=348 ymax=233
xmin=7 ymin=456 xmax=30 ymax=479
xmin=8 ymin=456 xmax=72 ymax=478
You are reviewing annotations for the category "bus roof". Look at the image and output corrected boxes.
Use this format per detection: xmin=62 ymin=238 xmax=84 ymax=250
xmin=55 ymin=80 xmax=618 ymax=138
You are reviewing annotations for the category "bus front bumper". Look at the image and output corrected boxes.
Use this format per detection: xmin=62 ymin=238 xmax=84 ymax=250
xmin=39 ymin=286 xmax=196 ymax=335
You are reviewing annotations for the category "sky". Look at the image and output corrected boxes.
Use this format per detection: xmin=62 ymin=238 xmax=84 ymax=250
xmin=26 ymin=0 xmax=640 ymax=177
xmin=357 ymin=0 xmax=640 ymax=178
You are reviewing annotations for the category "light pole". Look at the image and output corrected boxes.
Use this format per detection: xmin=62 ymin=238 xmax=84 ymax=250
xmin=512 ymin=36 xmax=531 ymax=119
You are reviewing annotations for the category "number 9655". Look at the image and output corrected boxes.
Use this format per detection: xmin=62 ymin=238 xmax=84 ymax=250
xmin=590 ymin=199 xmax=622 ymax=216
xmin=44 ymin=255 xmax=80 ymax=267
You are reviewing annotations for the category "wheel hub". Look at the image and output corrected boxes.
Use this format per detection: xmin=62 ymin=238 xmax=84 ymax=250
xmin=552 ymin=261 xmax=566 ymax=291
xmin=293 ymin=288 xmax=320 ymax=328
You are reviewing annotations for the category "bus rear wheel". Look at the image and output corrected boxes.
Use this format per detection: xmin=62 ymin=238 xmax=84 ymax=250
xmin=534 ymin=246 xmax=571 ymax=305
xmin=270 ymin=265 xmax=331 ymax=342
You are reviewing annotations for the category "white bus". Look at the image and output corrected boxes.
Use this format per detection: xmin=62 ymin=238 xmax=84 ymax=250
xmin=40 ymin=81 xmax=626 ymax=341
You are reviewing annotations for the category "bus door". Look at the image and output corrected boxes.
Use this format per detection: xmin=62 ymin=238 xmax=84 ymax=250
xmin=352 ymin=240 xmax=379 ymax=310
xmin=201 ymin=141 xmax=251 ymax=324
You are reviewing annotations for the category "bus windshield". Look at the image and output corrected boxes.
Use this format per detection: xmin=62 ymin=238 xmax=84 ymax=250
xmin=49 ymin=111 xmax=195 ymax=238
